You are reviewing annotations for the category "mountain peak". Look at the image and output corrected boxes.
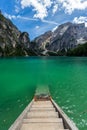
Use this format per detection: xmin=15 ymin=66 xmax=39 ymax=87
xmin=33 ymin=22 xmax=87 ymax=55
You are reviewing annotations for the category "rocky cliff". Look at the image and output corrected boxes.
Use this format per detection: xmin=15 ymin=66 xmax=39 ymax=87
xmin=0 ymin=11 xmax=87 ymax=56
xmin=33 ymin=22 xmax=87 ymax=55
xmin=0 ymin=12 xmax=31 ymax=56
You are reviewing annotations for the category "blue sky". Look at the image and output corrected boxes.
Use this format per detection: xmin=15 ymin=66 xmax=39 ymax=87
xmin=0 ymin=0 xmax=87 ymax=40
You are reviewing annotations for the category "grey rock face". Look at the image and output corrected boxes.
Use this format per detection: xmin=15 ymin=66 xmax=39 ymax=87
xmin=0 ymin=11 xmax=87 ymax=56
xmin=0 ymin=12 xmax=30 ymax=56
xmin=34 ymin=31 xmax=52 ymax=50
xmin=33 ymin=22 xmax=87 ymax=55
xmin=19 ymin=32 xmax=30 ymax=49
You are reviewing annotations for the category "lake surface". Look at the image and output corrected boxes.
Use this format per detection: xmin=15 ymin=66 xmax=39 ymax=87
xmin=0 ymin=57 xmax=87 ymax=130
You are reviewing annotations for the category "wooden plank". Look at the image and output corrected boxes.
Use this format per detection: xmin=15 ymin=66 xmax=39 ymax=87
xmin=30 ymin=107 xmax=55 ymax=111
xmin=31 ymin=105 xmax=54 ymax=108
xmin=32 ymin=105 xmax=53 ymax=108
xmin=33 ymin=101 xmax=51 ymax=103
xmin=23 ymin=118 xmax=62 ymax=123
xmin=33 ymin=102 xmax=52 ymax=105
xmin=9 ymin=100 xmax=34 ymax=130
xmin=52 ymin=99 xmax=79 ymax=130
xmin=27 ymin=111 xmax=59 ymax=118
xmin=20 ymin=123 xmax=64 ymax=130
xmin=9 ymin=96 xmax=79 ymax=130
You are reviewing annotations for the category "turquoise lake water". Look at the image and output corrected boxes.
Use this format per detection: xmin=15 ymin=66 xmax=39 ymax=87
xmin=0 ymin=57 xmax=87 ymax=130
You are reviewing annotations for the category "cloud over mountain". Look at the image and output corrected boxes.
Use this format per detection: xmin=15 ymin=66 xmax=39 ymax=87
xmin=20 ymin=0 xmax=52 ymax=20
xmin=20 ymin=0 xmax=87 ymax=19
xmin=58 ymin=0 xmax=87 ymax=14
xmin=1 ymin=0 xmax=86 ymax=39
xmin=73 ymin=16 xmax=87 ymax=27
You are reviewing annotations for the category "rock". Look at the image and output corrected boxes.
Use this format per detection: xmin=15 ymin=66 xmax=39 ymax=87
xmin=0 ymin=11 xmax=87 ymax=56
xmin=33 ymin=22 xmax=87 ymax=55
xmin=19 ymin=32 xmax=30 ymax=49
xmin=33 ymin=31 xmax=52 ymax=51
xmin=0 ymin=12 xmax=31 ymax=56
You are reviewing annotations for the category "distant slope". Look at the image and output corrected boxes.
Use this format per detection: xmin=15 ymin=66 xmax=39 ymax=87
xmin=67 ymin=42 xmax=87 ymax=56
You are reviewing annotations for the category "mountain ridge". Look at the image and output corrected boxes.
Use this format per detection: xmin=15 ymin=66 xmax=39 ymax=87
xmin=0 ymin=12 xmax=87 ymax=56
xmin=33 ymin=22 xmax=87 ymax=55
xmin=0 ymin=12 xmax=33 ymax=56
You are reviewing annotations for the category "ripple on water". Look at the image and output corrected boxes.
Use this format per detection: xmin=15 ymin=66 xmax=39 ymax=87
xmin=0 ymin=57 xmax=87 ymax=130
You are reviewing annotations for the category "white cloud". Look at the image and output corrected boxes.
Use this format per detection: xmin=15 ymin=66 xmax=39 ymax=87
xmin=58 ymin=0 xmax=87 ymax=14
xmin=15 ymin=5 xmax=20 ymax=13
xmin=4 ymin=13 xmax=16 ymax=20
xmin=17 ymin=15 xmax=38 ymax=21
xmin=73 ymin=16 xmax=87 ymax=27
xmin=21 ymin=0 xmax=52 ymax=20
xmin=15 ymin=0 xmax=20 ymax=4
xmin=4 ymin=13 xmax=38 ymax=21
xmin=42 ymin=19 xmax=58 ymax=25
xmin=52 ymin=26 xmax=58 ymax=32
xmin=52 ymin=4 xmax=58 ymax=14
xmin=35 ymin=26 xmax=40 ymax=29
xmin=20 ymin=0 xmax=87 ymax=20
xmin=18 ymin=16 xmax=58 ymax=25
xmin=15 ymin=0 xmax=21 ymax=13
xmin=4 ymin=13 xmax=58 ymax=25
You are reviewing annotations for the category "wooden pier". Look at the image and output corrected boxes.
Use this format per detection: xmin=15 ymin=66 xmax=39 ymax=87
xmin=9 ymin=87 xmax=79 ymax=130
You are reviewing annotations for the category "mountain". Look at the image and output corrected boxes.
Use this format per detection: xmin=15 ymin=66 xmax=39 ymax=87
xmin=0 ymin=12 xmax=31 ymax=56
xmin=0 ymin=11 xmax=87 ymax=57
xmin=67 ymin=42 xmax=87 ymax=56
xmin=33 ymin=22 xmax=87 ymax=55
